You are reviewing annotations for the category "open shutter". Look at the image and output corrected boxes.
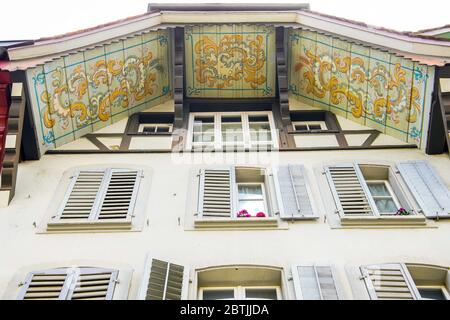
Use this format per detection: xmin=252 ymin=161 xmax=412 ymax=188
xmin=324 ymin=164 xmax=375 ymax=217
xmin=198 ymin=168 xmax=233 ymax=218
xmin=140 ymin=257 xmax=189 ymax=300
xmin=360 ymin=264 xmax=419 ymax=300
xmin=96 ymin=169 xmax=142 ymax=220
xmin=57 ymin=170 xmax=107 ymax=220
xmin=275 ymin=165 xmax=316 ymax=219
xmin=17 ymin=268 xmax=72 ymax=300
xmin=67 ymin=268 xmax=118 ymax=300
xmin=397 ymin=160 xmax=450 ymax=218
xmin=292 ymin=265 xmax=339 ymax=300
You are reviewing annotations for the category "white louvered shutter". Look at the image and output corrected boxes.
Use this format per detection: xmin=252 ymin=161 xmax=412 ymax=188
xmin=276 ymin=165 xmax=316 ymax=219
xmin=198 ymin=169 xmax=233 ymax=218
xmin=292 ymin=265 xmax=339 ymax=300
xmin=142 ymin=258 xmax=189 ymax=300
xmin=58 ymin=170 xmax=107 ymax=220
xmin=360 ymin=264 xmax=419 ymax=300
xmin=67 ymin=268 xmax=118 ymax=300
xmin=397 ymin=161 xmax=450 ymax=219
xmin=324 ymin=164 xmax=375 ymax=217
xmin=17 ymin=267 xmax=118 ymax=300
xmin=58 ymin=169 xmax=142 ymax=221
xmin=96 ymin=169 xmax=142 ymax=220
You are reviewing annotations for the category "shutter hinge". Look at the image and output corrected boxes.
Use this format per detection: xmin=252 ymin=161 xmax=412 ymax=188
xmin=287 ymin=276 xmax=293 ymax=281
xmin=18 ymin=282 xmax=24 ymax=287
xmin=334 ymin=210 xmax=340 ymax=215
xmin=322 ymin=171 xmax=326 ymax=175
xmin=113 ymin=279 xmax=120 ymax=284
xmin=359 ymin=275 xmax=368 ymax=280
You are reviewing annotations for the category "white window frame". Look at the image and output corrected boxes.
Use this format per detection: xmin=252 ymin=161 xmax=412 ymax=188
xmin=293 ymin=121 xmax=328 ymax=132
xmin=366 ymin=180 xmax=402 ymax=216
xmin=187 ymin=111 xmax=278 ymax=150
xmin=138 ymin=123 xmax=173 ymax=133
xmin=199 ymin=286 xmax=281 ymax=300
xmin=236 ymin=182 xmax=268 ymax=218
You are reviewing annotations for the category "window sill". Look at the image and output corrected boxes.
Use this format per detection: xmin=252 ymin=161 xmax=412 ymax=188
xmin=194 ymin=217 xmax=279 ymax=229
xmin=340 ymin=215 xmax=427 ymax=227
xmin=45 ymin=220 xmax=133 ymax=233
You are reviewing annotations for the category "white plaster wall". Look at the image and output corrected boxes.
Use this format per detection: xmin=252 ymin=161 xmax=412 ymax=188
xmin=0 ymin=149 xmax=449 ymax=300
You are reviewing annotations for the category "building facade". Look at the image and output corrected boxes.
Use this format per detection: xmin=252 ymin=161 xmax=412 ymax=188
xmin=0 ymin=4 xmax=449 ymax=300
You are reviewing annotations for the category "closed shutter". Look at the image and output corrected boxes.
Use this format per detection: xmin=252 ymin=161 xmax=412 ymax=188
xmin=58 ymin=170 xmax=107 ymax=220
xmin=324 ymin=164 xmax=375 ymax=217
xmin=360 ymin=264 xmax=419 ymax=300
xmin=97 ymin=169 xmax=142 ymax=220
xmin=292 ymin=265 xmax=339 ymax=300
xmin=275 ymin=165 xmax=316 ymax=219
xmin=17 ymin=267 xmax=118 ymax=300
xmin=397 ymin=160 xmax=450 ymax=218
xmin=57 ymin=169 xmax=141 ymax=221
xmin=141 ymin=258 xmax=189 ymax=300
xmin=67 ymin=268 xmax=118 ymax=300
xmin=198 ymin=169 xmax=233 ymax=218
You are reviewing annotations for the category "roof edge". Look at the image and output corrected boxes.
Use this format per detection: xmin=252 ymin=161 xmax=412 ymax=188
xmin=147 ymin=3 xmax=310 ymax=12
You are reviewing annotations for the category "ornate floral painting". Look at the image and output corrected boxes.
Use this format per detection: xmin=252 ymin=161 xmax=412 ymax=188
xmin=288 ymin=28 xmax=433 ymax=147
xmin=27 ymin=30 xmax=172 ymax=153
xmin=185 ymin=25 xmax=276 ymax=98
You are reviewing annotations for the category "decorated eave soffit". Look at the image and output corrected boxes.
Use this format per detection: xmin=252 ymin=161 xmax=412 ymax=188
xmin=2 ymin=8 xmax=450 ymax=70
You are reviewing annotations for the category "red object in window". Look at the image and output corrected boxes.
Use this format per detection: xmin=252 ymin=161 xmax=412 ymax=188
xmin=0 ymin=70 xmax=11 ymax=176
xmin=256 ymin=212 xmax=266 ymax=218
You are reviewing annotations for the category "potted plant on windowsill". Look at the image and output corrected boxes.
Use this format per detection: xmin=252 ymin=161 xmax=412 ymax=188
xmin=395 ymin=208 xmax=413 ymax=216
xmin=237 ymin=210 xmax=267 ymax=218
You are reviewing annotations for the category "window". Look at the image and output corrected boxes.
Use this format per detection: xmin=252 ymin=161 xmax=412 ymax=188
xmin=361 ymin=263 xmax=450 ymax=300
xmin=17 ymin=267 xmax=120 ymax=300
xmin=187 ymin=112 xmax=277 ymax=150
xmin=46 ymin=168 xmax=145 ymax=232
xmin=366 ymin=181 xmax=400 ymax=215
xmin=324 ymin=163 xmax=426 ymax=225
xmin=139 ymin=124 xmax=172 ymax=134
xmin=293 ymin=121 xmax=327 ymax=132
xmin=237 ymin=183 xmax=267 ymax=216
xmin=197 ymin=167 xmax=274 ymax=222
xmin=200 ymin=286 xmax=280 ymax=300
xmin=196 ymin=266 xmax=284 ymax=300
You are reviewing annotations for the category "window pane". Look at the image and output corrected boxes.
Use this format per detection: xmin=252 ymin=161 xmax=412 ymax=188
xmin=245 ymin=288 xmax=278 ymax=300
xmin=249 ymin=115 xmax=269 ymax=122
xmin=418 ymin=288 xmax=446 ymax=300
xmin=309 ymin=124 xmax=322 ymax=130
xmin=222 ymin=117 xmax=243 ymax=143
xmin=156 ymin=126 xmax=171 ymax=133
xmin=374 ymin=199 xmax=398 ymax=213
xmin=193 ymin=117 xmax=215 ymax=133
xmin=295 ymin=124 xmax=308 ymax=131
xmin=297 ymin=266 xmax=321 ymax=300
xmin=202 ymin=289 xmax=235 ymax=300
xmin=193 ymin=133 xmax=214 ymax=143
xmin=238 ymin=200 xmax=265 ymax=215
xmin=142 ymin=126 xmax=156 ymax=133
xmin=367 ymin=183 xmax=391 ymax=197
xmin=238 ymin=185 xmax=263 ymax=199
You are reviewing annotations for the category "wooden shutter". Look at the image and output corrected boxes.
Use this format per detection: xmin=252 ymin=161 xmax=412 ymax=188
xmin=96 ymin=169 xmax=142 ymax=220
xmin=360 ymin=264 xmax=419 ymax=300
xmin=198 ymin=168 xmax=233 ymax=218
xmin=397 ymin=161 xmax=450 ymax=218
xmin=324 ymin=164 xmax=375 ymax=217
xmin=275 ymin=165 xmax=316 ymax=219
xmin=292 ymin=265 xmax=339 ymax=300
xmin=58 ymin=169 xmax=141 ymax=221
xmin=58 ymin=170 xmax=107 ymax=220
xmin=17 ymin=267 xmax=118 ymax=300
xmin=141 ymin=258 xmax=189 ymax=300
xmin=67 ymin=268 xmax=118 ymax=300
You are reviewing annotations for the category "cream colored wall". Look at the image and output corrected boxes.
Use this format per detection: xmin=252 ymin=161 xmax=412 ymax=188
xmin=0 ymin=149 xmax=449 ymax=299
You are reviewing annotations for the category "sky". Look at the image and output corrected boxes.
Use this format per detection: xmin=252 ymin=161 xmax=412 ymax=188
xmin=0 ymin=0 xmax=449 ymax=39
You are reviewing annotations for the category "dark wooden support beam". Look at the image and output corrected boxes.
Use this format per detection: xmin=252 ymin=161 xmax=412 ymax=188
xmin=172 ymin=27 xmax=186 ymax=151
xmin=276 ymin=27 xmax=295 ymax=149
xmin=0 ymin=82 xmax=26 ymax=206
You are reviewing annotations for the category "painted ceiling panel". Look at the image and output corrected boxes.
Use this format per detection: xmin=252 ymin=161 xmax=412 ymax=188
xmin=185 ymin=25 xmax=276 ymax=98
xmin=289 ymin=28 xmax=433 ymax=147
xmin=27 ymin=30 xmax=172 ymax=154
